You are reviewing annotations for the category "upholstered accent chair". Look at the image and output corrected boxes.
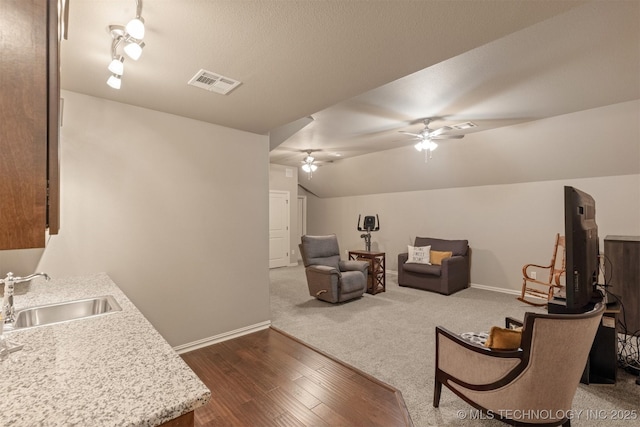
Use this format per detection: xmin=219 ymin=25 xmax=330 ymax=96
xmin=434 ymin=303 xmax=605 ymax=426
xmin=299 ymin=234 xmax=369 ymax=303
xmin=398 ymin=237 xmax=470 ymax=295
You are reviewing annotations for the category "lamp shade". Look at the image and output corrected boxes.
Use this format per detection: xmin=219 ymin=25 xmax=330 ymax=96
xmin=415 ymin=140 xmax=438 ymax=152
xmin=125 ymin=17 xmax=145 ymax=39
xmin=302 ymin=164 xmax=318 ymax=173
xmin=107 ymin=74 xmax=122 ymax=89
xmin=124 ymin=41 xmax=145 ymax=60
xmin=108 ymin=56 xmax=124 ymax=75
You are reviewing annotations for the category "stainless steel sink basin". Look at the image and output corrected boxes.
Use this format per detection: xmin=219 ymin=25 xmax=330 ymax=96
xmin=12 ymin=295 xmax=122 ymax=329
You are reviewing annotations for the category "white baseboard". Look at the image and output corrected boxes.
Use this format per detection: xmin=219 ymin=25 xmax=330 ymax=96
xmin=173 ymin=320 xmax=271 ymax=354
xmin=470 ymin=283 xmax=521 ymax=296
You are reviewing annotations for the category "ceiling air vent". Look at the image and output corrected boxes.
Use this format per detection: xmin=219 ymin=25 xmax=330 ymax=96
xmin=188 ymin=69 xmax=241 ymax=95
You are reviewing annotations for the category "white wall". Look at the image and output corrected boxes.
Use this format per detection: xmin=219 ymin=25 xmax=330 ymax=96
xmin=306 ymin=174 xmax=640 ymax=293
xmin=1 ymin=91 xmax=271 ymax=347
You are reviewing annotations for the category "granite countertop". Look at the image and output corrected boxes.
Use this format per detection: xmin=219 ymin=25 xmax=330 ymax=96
xmin=1 ymin=273 xmax=210 ymax=426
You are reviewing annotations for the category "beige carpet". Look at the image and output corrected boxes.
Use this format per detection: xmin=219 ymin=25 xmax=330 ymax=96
xmin=269 ymin=264 xmax=640 ymax=426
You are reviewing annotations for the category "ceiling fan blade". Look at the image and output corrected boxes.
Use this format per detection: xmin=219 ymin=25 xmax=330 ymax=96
xmin=432 ymin=134 xmax=464 ymax=140
xmin=399 ymin=131 xmax=422 ymax=137
xmin=449 ymin=121 xmax=477 ymax=130
xmin=430 ymin=126 xmax=453 ymax=137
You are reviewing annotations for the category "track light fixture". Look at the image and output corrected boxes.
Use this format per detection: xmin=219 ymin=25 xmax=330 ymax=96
xmin=106 ymin=0 xmax=146 ymax=89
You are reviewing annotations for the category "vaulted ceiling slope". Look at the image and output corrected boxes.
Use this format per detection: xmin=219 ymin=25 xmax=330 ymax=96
xmin=62 ymin=0 xmax=586 ymax=135
xmin=270 ymin=1 xmax=640 ymax=167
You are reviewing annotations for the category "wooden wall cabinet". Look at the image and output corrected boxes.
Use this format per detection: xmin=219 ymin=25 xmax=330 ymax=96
xmin=604 ymin=235 xmax=640 ymax=334
xmin=0 ymin=0 xmax=61 ymax=250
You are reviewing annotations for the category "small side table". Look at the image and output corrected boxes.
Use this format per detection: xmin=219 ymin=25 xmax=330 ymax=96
xmin=348 ymin=250 xmax=385 ymax=295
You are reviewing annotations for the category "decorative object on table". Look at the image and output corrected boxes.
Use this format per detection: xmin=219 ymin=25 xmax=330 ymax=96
xmin=398 ymin=237 xmax=469 ymax=295
xmin=299 ymin=234 xmax=368 ymax=303
xmin=518 ymin=233 xmax=566 ymax=306
xmin=357 ymin=214 xmax=379 ymax=251
xmin=434 ymin=303 xmax=605 ymax=426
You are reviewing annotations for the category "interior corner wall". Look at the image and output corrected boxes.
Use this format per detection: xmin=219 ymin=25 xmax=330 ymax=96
xmin=27 ymin=91 xmax=271 ymax=347
xmin=269 ymin=164 xmax=299 ymax=265
xmin=306 ymin=175 xmax=640 ymax=294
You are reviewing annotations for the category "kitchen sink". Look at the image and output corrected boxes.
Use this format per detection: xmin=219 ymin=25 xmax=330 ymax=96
xmin=12 ymin=295 xmax=122 ymax=330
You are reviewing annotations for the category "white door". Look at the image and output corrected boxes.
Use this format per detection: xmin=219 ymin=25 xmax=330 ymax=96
xmin=269 ymin=191 xmax=290 ymax=268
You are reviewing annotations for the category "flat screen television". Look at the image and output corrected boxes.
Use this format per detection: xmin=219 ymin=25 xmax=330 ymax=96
xmin=562 ymin=186 xmax=600 ymax=313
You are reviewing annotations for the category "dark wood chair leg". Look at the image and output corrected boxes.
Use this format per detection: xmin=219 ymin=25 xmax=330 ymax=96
xmin=433 ymin=378 xmax=442 ymax=407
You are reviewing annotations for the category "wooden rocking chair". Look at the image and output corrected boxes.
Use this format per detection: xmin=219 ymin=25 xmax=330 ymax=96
xmin=518 ymin=233 xmax=566 ymax=306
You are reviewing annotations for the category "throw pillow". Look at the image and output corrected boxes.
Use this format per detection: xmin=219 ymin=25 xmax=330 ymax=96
xmin=484 ymin=326 xmax=522 ymax=350
xmin=430 ymin=250 xmax=453 ymax=265
xmin=406 ymin=245 xmax=431 ymax=264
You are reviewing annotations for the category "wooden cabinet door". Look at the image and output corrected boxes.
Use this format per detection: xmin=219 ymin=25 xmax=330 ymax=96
xmin=0 ymin=0 xmax=51 ymax=249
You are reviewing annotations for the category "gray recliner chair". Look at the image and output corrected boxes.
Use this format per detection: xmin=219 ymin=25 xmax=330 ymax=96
xmin=299 ymin=234 xmax=368 ymax=303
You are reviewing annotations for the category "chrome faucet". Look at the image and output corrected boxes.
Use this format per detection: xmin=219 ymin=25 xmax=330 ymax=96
xmin=1 ymin=272 xmax=50 ymax=326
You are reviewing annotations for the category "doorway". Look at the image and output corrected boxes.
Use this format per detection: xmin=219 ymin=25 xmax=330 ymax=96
xmin=269 ymin=190 xmax=290 ymax=268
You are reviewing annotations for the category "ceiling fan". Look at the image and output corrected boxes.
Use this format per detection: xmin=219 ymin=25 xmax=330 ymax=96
xmin=400 ymin=118 xmax=476 ymax=163
xmin=300 ymin=150 xmax=320 ymax=179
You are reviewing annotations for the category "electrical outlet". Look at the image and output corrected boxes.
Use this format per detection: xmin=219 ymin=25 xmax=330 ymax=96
xmin=531 ymin=271 xmax=537 ymax=280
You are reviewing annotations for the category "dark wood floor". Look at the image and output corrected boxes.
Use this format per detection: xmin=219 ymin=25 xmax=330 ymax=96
xmin=181 ymin=327 xmax=412 ymax=427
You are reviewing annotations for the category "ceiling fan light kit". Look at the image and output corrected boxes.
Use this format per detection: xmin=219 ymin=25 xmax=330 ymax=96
xmin=106 ymin=0 xmax=146 ymax=89
xmin=400 ymin=119 xmax=474 ymax=164
xmin=301 ymin=152 xmax=319 ymax=179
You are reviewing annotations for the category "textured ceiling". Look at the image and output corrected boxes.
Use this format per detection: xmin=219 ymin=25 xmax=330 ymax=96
xmin=60 ymin=1 xmax=638 ymax=171
xmin=61 ymin=1 xmax=594 ymax=135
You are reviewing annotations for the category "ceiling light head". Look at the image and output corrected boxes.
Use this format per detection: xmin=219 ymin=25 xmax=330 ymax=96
xmin=301 ymin=164 xmax=317 ymax=173
xmin=125 ymin=16 xmax=145 ymax=40
xmin=107 ymin=74 xmax=122 ymax=89
xmin=108 ymin=55 xmax=124 ymax=75
xmin=414 ymin=139 xmax=438 ymax=152
xmin=304 ymin=155 xmax=315 ymax=164
xmin=124 ymin=40 xmax=145 ymax=60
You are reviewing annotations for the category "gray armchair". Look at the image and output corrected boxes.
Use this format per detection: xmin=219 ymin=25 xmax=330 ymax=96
xmin=299 ymin=234 xmax=368 ymax=303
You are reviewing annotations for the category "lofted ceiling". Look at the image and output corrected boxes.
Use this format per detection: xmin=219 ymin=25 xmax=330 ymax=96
xmin=61 ymin=1 xmax=639 ymax=170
